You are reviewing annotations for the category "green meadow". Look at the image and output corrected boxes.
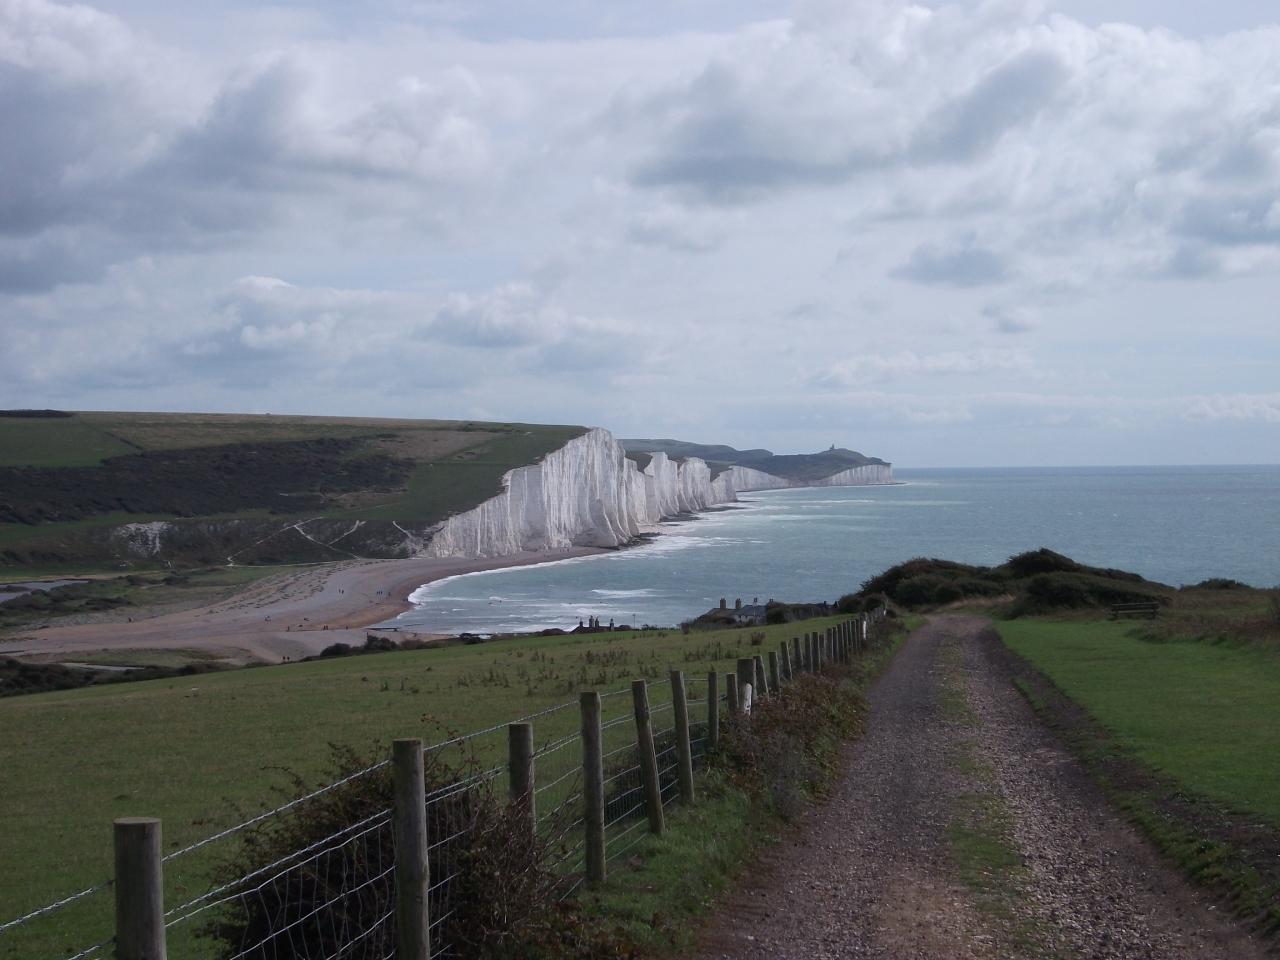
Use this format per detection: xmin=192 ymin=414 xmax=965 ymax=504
xmin=998 ymin=619 xmax=1280 ymax=823
xmin=0 ymin=616 xmax=851 ymax=957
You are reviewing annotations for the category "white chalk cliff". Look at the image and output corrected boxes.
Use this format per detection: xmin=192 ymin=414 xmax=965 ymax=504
xmin=807 ymin=463 xmax=894 ymax=486
xmin=424 ymin=428 xmax=891 ymax=559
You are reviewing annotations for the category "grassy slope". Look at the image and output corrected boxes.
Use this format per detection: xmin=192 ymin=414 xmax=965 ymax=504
xmin=0 ymin=417 xmax=136 ymax=467
xmin=345 ymin=425 xmax=585 ymax=521
xmin=0 ymin=616 xmax=855 ymax=945
xmin=998 ymin=619 xmax=1280 ymax=823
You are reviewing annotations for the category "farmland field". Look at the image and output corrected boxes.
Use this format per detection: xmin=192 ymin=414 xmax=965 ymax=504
xmin=0 ymin=615 xmax=854 ymax=956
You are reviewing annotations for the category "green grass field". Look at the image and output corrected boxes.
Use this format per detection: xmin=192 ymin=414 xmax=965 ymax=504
xmin=0 ymin=418 xmax=136 ymax=467
xmin=345 ymin=425 xmax=585 ymax=522
xmin=998 ymin=619 xmax=1280 ymax=822
xmin=0 ymin=616 xmax=852 ymax=956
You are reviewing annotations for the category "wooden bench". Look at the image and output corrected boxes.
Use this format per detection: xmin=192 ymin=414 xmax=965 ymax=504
xmin=1110 ymin=601 xmax=1160 ymax=620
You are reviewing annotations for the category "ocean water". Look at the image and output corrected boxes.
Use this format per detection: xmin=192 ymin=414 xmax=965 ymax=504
xmin=389 ymin=465 xmax=1280 ymax=635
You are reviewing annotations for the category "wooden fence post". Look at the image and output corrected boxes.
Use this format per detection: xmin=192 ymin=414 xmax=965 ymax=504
xmin=114 ymin=818 xmax=166 ymax=960
xmin=706 ymin=671 xmax=720 ymax=752
xmin=392 ymin=739 xmax=430 ymax=960
xmin=768 ymin=650 xmax=781 ymax=694
xmin=670 ymin=671 xmax=696 ymax=805
xmin=736 ymin=658 xmax=755 ymax=709
xmin=508 ymin=722 xmax=535 ymax=831
xmin=726 ymin=672 xmax=740 ymax=714
xmin=791 ymin=636 xmax=801 ymax=675
xmin=580 ymin=692 xmax=606 ymax=886
xmin=753 ymin=655 xmax=768 ymax=698
xmin=780 ymin=641 xmax=793 ymax=682
xmin=632 ymin=680 xmax=665 ymax=834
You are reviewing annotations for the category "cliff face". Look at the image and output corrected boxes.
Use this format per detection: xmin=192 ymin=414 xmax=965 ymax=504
xmin=101 ymin=428 xmax=892 ymax=563
xmin=807 ymin=463 xmax=894 ymax=486
xmin=424 ymin=428 xmax=890 ymax=559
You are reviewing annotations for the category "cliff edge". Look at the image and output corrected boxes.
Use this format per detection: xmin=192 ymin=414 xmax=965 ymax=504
xmin=425 ymin=429 xmax=892 ymax=559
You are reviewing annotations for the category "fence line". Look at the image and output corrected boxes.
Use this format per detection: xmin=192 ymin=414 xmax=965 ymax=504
xmin=5 ymin=609 xmax=888 ymax=960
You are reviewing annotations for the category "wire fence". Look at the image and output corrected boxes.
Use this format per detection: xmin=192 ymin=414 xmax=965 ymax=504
xmin=2 ymin=610 xmax=887 ymax=960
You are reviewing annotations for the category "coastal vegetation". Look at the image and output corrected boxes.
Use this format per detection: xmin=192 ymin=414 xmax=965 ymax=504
xmin=842 ymin=547 xmax=1169 ymax=616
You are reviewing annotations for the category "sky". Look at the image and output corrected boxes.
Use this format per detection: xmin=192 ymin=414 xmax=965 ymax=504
xmin=2 ymin=0 xmax=1279 ymax=467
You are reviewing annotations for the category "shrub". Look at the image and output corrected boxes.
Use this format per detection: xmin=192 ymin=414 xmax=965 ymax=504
xmin=203 ymin=745 xmax=629 ymax=960
xmin=362 ymin=634 xmax=397 ymax=653
xmin=1000 ymin=548 xmax=1083 ymax=578
xmin=318 ymin=642 xmax=354 ymax=658
xmin=894 ymin=575 xmax=954 ymax=606
xmin=1023 ymin=573 xmax=1093 ymax=609
xmin=718 ymin=672 xmax=866 ymax=820
xmin=1011 ymin=572 xmax=1166 ymax=616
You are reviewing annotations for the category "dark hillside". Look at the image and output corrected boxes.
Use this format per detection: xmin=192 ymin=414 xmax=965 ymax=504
xmin=844 ymin=548 xmax=1171 ymax=617
xmin=621 ymin=439 xmax=889 ymax=482
xmin=0 ymin=438 xmax=408 ymax=524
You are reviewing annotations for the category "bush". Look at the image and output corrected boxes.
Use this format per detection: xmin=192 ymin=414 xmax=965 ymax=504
xmin=1000 ymin=548 xmax=1083 ymax=578
xmin=362 ymin=634 xmax=397 ymax=653
xmin=203 ymin=745 xmax=629 ymax=960
xmin=1024 ymin=573 xmax=1093 ymax=609
xmin=1011 ymin=572 xmax=1166 ymax=616
xmin=893 ymin=575 xmax=960 ymax=606
xmin=718 ymin=672 xmax=866 ymax=820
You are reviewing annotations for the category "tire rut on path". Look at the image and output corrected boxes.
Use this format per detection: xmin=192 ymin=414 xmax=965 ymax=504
xmin=691 ymin=615 xmax=1266 ymax=959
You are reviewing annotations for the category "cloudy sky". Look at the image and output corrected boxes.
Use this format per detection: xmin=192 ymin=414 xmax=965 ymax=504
xmin=2 ymin=0 xmax=1279 ymax=466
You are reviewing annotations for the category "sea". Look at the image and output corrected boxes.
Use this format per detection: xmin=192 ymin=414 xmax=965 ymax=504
xmin=387 ymin=465 xmax=1280 ymax=635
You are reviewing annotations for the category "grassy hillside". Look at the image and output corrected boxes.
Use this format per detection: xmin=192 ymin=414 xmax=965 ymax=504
xmin=621 ymin=438 xmax=890 ymax=483
xmin=0 ymin=614 xmax=857 ymax=957
xmin=0 ymin=411 xmax=585 ymax=570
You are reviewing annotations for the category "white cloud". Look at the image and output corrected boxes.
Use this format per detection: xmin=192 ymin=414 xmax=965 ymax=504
xmin=809 ymin=349 xmax=1037 ymax=386
xmin=1184 ymin=393 xmax=1280 ymax=423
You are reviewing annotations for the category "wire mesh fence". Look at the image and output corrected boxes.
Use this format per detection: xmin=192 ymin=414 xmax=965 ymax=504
xmin=3 ymin=612 xmax=888 ymax=960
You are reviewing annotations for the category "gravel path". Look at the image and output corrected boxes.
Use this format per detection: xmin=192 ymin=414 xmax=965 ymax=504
xmin=692 ymin=614 xmax=1266 ymax=959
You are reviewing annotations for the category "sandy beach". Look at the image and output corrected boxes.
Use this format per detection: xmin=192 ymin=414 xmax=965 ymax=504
xmin=1 ymin=549 xmax=607 ymax=664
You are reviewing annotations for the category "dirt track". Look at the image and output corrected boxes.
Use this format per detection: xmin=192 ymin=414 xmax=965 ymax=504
xmin=693 ymin=615 xmax=1264 ymax=959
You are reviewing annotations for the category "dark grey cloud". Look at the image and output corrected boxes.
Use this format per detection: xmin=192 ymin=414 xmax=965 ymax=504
xmin=892 ymin=237 xmax=1012 ymax=287
xmin=982 ymin=304 xmax=1039 ymax=334
xmin=627 ymin=43 xmax=1069 ymax=204
xmin=1177 ymin=192 xmax=1280 ymax=246
xmin=911 ymin=50 xmax=1069 ymax=162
